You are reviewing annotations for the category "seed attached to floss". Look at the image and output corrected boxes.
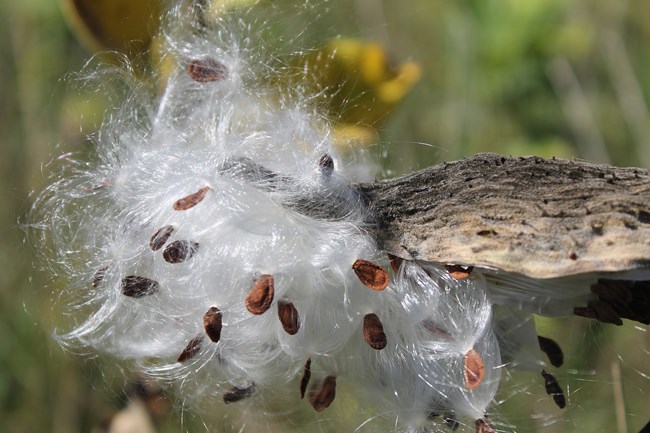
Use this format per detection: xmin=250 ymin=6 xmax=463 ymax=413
xmin=278 ymin=301 xmax=300 ymax=335
xmin=121 ymin=275 xmax=159 ymax=298
xmin=387 ymin=254 xmax=403 ymax=273
xmin=163 ymin=240 xmax=199 ymax=263
xmin=300 ymin=358 xmax=312 ymax=399
xmin=445 ymin=264 xmax=474 ymax=280
xmin=203 ymin=307 xmax=223 ymax=343
xmin=538 ymin=335 xmax=564 ymax=368
xmin=223 ymin=383 xmax=256 ymax=404
xmin=318 ymin=154 xmax=334 ymax=176
xmin=363 ymin=313 xmax=388 ymax=350
xmin=92 ymin=266 xmax=108 ymax=288
xmin=475 ymin=417 xmax=495 ymax=433
xmin=187 ymin=58 xmax=228 ymax=82
xmin=149 ymin=225 xmax=174 ymax=251
xmin=352 ymin=259 xmax=389 ymax=291
xmin=173 ymin=186 xmax=209 ymax=211
xmin=245 ymin=274 xmax=274 ymax=315
xmin=464 ymin=348 xmax=486 ymax=390
xmin=541 ymin=370 xmax=566 ymax=409
xmin=177 ymin=335 xmax=203 ymax=363
xmin=309 ymin=376 xmax=337 ymax=412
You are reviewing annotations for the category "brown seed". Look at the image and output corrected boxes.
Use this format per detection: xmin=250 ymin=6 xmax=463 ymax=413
xmin=149 ymin=225 xmax=174 ymax=251
xmin=318 ymin=154 xmax=334 ymax=176
xmin=421 ymin=320 xmax=452 ymax=341
xmin=82 ymin=178 xmax=112 ymax=193
xmin=352 ymin=259 xmax=389 ymax=291
xmin=223 ymin=383 xmax=255 ymax=404
xmin=203 ymin=307 xmax=223 ymax=343
xmin=541 ymin=370 xmax=566 ymax=409
xmin=177 ymin=335 xmax=203 ymax=363
xmin=387 ymin=254 xmax=403 ymax=273
xmin=363 ymin=313 xmax=387 ymax=350
xmin=300 ymin=358 xmax=312 ymax=399
xmin=475 ymin=417 xmax=495 ymax=433
xmin=538 ymin=336 xmax=564 ymax=368
xmin=163 ymin=240 xmax=199 ymax=263
xmin=92 ymin=266 xmax=108 ymax=288
xmin=278 ymin=301 xmax=300 ymax=335
xmin=464 ymin=348 xmax=485 ymax=390
xmin=173 ymin=186 xmax=209 ymax=210
xmin=309 ymin=376 xmax=336 ymax=412
xmin=121 ymin=275 xmax=159 ymax=298
xmin=446 ymin=264 xmax=474 ymax=280
xmin=187 ymin=58 xmax=228 ymax=82
xmin=245 ymin=274 xmax=274 ymax=315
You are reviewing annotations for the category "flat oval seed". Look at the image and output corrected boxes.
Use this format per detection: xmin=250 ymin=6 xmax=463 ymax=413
xmin=309 ymin=376 xmax=336 ymax=412
xmin=541 ymin=370 xmax=566 ymax=408
xmin=223 ymin=384 xmax=255 ymax=404
xmin=188 ymin=58 xmax=228 ymax=82
xmin=352 ymin=259 xmax=389 ymax=291
xmin=318 ymin=154 xmax=334 ymax=176
xmin=92 ymin=265 xmax=108 ymax=288
xmin=245 ymin=274 xmax=274 ymax=315
xmin=387 ymin=254 xmax=403 ymax=273
xmin=203 ymin=307 xmax=223 ymax=343
xmin=464 ymin=349 xmax=485 ymax=390
xmin=163 ymin=240 xmax=199 ymax=263
xmin=538 ymin=335 xmax=564 ymax=368
xmin=173 ymin=186 xmax=209 ymax=210
xmin=149 ymin=225 xmax=174 ymax=251
xmin=363 ymin=313 xmax=387 ymax=350
xmin=177 ymin=335 xmax=203 ymax=363
xmin=121 ymin=275 xmax=159 ymax=298
xmin=446 ymin=264 xmax=474 ymax=280
xmin=278 ymin=301 xmax=300 ymax=335
xmin=300 ymin=358 xmax=311 ymax=399
xmin=475 ymin=417 xmax=495 ymax=433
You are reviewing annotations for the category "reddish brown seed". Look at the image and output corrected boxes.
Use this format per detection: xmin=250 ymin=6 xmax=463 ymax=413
xmin=223 ymin=383 xmax=255 ymax=404
xmin=300 ymin=358 xmax=312 ymax=399
xmin=541 ymin=370 xmax=566 ymax=409
xmin=538 ymin=336 xmax=564 ymax=368
xmin=187 ymin=58 xmax=228 ymax=82
xmin=203 ymin=307 xmax=223 ymax=343
xmin=446 ymin=264 xmax=474 ymax=280
xmin=352 ymin=259 xmax=389 ymax=291
xmin=363 ymin=313 xmax=387 ymax=350
xmin=245 ymin=274 xmax=274 ymax=315
xmin=278 ymin=301 xmax=300 ymax=335
xmin=318 ymin=154 xmax=334 ymax=176
xmin=177 ymin=335 xmax=203 ymax=363
xmin=387 ymin=254 xmax=403 ymax=273
xmin=163 ymin=240 xmax=199 ymax=263
xmin=92 ymin=266 xmax=108 ymax=288
xmin=475 ymin=417 xmax=495 ymax=433
xmin=149 ymin=225 xmax=174 ymax=251
xmin=121 ymin=275 xmax=159 ymax=298
xmin=421 ymin=320 xmax=452 ymax=341
xmin=82 ymin=178 xmax=112 ymax=193
xmin=309 ymin=376 xmax=336 ymax=412
xmin=173 ymin=186 xmax=209 ymax=211
xmin=464 ymin=348 xmax=485 ymax=390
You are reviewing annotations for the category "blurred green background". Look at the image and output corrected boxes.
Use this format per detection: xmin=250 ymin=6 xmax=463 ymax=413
xmin=1 ymin=0 xmax=648 ymax=432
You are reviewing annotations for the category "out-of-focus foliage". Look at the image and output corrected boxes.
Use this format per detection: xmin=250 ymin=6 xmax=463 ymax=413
xmin=2 ymin=0 xmax=649 ymax=432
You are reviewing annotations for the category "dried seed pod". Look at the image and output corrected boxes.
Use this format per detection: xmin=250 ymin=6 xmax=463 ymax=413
xmin=475 ymin=417 xmax=495 ymax=433
xmin=352 ymin=259 xmax=389 ymax=291
xmin=363 ymin=313 xmax=387 ymax=350
xmin=177 ymin=335 xmax=203 ymax=363
xmin=223 ymin=383 xmax=255 ymax=404
xmin=149 ymin=225 xmax=174 ymax=251
xmin=464 ymin=349 xmax=486 ymax=390
xmin=245 ymin=274 xmax=274 ymax=315
xmin=163 ymin=240 xmax=199 ymax=263
xmin=318 ymin=154 xmax=334 ymax=176
xmin=300 ymin=358 xmax=312 ymax=399
xmin=187 ymin=58 xmax=228 ymax=82
xmin=387 ymin=253 xmax=403 ymax=273
xmin=92 ymin=265 xmax=108 ymax=288
xmin=538 ymin=336 xmax=564 ymax=368
xmin=309 ymin=376 xmax=336 ymax=412
xmin=173 ymin=186 xmax=209 ymax=210
xmin=121 ymin=275 xmax=159 ymax=298
xmin=541 ymin=370 xmax=566 ymax=409
xmin=278 ymin=301 xmax=300 ymax=335
xmin=445 ymin=264 xmax=474 ymax=280
xmin=203 ymin=307 xmax=223 ymax=343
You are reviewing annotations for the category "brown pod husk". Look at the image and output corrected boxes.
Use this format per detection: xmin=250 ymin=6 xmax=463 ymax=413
xmin=245 ymin=274 xmax=274 ymax=315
